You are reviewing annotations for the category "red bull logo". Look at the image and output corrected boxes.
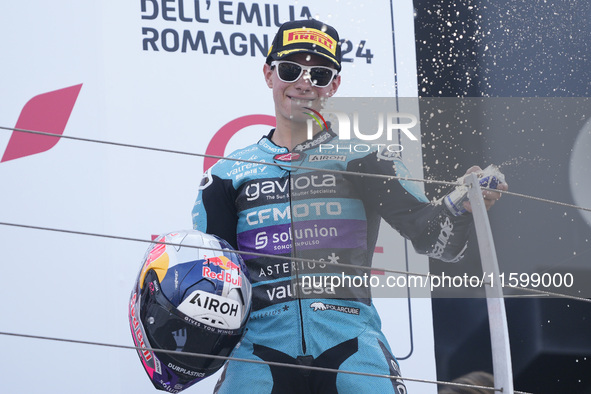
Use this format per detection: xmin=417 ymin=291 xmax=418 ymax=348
xmin=205 ymin=256 xmax=241 ymax=271
xmin=202 ymin=267 xmax=243 ymax=286
xmin=202 ymin=256 xmax=242 ymax=286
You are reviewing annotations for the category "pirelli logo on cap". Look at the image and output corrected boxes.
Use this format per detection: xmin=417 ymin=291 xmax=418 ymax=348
xmin=283 ymin=28 xmax=337 ymax=55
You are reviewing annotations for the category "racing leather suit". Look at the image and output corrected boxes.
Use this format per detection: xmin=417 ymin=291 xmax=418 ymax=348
xmin=192 ymin=128 xmax=472 ymax=393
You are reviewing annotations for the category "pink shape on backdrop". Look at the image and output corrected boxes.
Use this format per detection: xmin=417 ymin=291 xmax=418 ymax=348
xmin=1 ymin=84 xmax=83 ymax=162
xmin=204 ymin=114 xmax=276 ymax=172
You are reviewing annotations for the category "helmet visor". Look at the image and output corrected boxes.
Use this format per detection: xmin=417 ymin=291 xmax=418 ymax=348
xmin=140 ymin=271 xmax=245 ymax=378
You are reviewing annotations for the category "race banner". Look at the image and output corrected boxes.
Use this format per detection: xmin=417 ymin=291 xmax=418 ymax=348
xmin=0 ymin=1 xmax=433 ymax=392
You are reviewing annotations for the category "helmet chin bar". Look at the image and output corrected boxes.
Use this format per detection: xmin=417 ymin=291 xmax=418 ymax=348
xmin=129 ymin=230 xmax=252 ymax=392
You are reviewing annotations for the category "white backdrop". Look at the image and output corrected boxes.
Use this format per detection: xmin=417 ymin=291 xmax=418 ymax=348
xmin=0 ymin=1 xmax=437 ymax=392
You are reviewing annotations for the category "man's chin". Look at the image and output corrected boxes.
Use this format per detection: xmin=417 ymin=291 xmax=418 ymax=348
xmin=287 ymin=112 xmax=311 ymax=125
xmin=290 ymin=103 xmax=321 ymax=121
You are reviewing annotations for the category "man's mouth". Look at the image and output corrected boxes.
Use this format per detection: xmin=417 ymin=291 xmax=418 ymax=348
xmin=288 ymin=96 xmax=314 ymax=105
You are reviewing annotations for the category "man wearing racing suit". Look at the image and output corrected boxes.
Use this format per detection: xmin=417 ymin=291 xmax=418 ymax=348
xmin=192 ymin=19 xmax=507 ymax=394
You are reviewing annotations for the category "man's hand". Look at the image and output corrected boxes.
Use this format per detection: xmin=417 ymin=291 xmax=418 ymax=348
xmin=462 ymin=165 xmax=509 ymax=212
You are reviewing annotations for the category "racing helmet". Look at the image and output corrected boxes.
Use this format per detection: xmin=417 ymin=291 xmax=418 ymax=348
xmin=129 ymin=230 xmax=252 ymax=392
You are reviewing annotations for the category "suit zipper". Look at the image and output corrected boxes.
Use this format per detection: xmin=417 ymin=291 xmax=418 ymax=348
xmin=287 ymin=171 xmax=307 ymax=355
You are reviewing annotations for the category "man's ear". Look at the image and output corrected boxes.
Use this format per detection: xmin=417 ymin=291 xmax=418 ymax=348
xmin=326 ymin=74 xmax=341 ymax=97
xmin=263 ymin=63 xmax=274 ymax=88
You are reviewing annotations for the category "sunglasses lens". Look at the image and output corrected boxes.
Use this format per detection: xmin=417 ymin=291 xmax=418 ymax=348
xmin=309 ymin=68 xmax=334 ymax=87
xmin=275 ymin=62 xmax=335 ymax=87
xmin=277 ymin=62 xmax=302 ymax=82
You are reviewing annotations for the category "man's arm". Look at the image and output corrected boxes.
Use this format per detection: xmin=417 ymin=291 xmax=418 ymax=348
xmin=347 ymin=151 xmax=505 ymax=262
xmin=192 ymin=167 xmax=239 ymax=249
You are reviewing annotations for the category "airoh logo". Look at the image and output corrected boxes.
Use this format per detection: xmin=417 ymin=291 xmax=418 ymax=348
xmin=189 ymin=291 xmax=240 ymax=317
xmin=1 ymin=84 xmax=82 ymax=163
xmin=309 ymin=154 xmax=346 ymax=162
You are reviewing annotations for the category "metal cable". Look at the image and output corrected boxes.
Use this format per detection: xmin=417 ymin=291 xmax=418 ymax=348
xmin=1 ymin=220 xmax=590 ymax=305
xmin=0 ymin=126 xmax=459 ymax=187
xmin=1 ymin=125 xmax=590 ymax=392
xmin=0 ymin=331 xmax=533 ymax=394
xmin=0 ymin=221 xmax=427 ymax=278
xmin=480 ymin=186 xmax=591 ymax=213
xmin=3 ymin=125 xmax=591 ymax=213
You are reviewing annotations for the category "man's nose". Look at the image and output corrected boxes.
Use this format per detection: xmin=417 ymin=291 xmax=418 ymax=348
xmin=294 ymin=70 xmax=313 ymax=88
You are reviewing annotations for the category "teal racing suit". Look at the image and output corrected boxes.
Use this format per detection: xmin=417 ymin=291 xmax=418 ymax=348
xmin=192 ymin=129 xmax=472 ymax=393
